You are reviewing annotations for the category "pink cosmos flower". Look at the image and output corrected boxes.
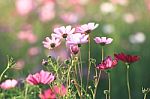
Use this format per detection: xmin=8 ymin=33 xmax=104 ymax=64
xmin=39 ymin=84 xmax=67 ymax=99
xmin=0 ymin=79 xmax=18 ymax=90
xmin=76 ymin=22 xmax=99 ymax=34
xmin=42 ymin=36 xmax=61 ymax=49
xmin=53 ymin=25 xmax=75 ymax=39
xmin=97 ymin=56 xmax=117 ymax=70
xmin=53 ymin=85 xmax=67 ymax=96
xmin=66 ymin=33 xmax=89 ymax=46
xmin=39 ymin=89 xmax=56 ymax=99
xmin=94 ymin=37 xmax=113 ymax=45
xmin=26 ymin=70 xmax=55 ymax=85
xmin=16 ymin=0 xmax=34 ymax=16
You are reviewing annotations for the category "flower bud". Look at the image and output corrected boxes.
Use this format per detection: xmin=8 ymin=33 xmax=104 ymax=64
xmin=70 ymin=45 xmax=79 ymax=55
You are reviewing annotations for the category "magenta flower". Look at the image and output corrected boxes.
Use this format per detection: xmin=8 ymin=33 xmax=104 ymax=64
xmin=114 ymin=53 xmax=140 ymax=64
xmin=76 ymin=22 xmax=99 ymax=34
xmin=53 ymin=25 xmax=75 ymax=39
xmin=53 ymin=85 xmax=67 ymax=96
xmin=94 ymin=37 xmax=113 ymax=45
xmin=0 ymin=79 xmax=18 ymax=90
xmin=66 ymin=33 xmax=89 ymax=46
xmin=42 ymin=36 xmax=61 ymax=49
xmin=39 ymin=89 xmax=56 ymax=99
xmin=97 ymin=56 xmax=117 ymax=70
xmin=26 ymin=70 xmax=55 ymax=85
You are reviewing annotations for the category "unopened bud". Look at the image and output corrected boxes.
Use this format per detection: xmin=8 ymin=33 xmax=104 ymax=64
xmin=42 ymin=59 xmax=48 ymax=66
xmin=70 ymin=45 xmax=79 ymax=55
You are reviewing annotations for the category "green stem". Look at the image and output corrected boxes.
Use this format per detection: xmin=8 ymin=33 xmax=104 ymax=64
xmin=86 ymin=36 xmax=91 ymax=92
xmin=108 ymin=72 xmax=111 ymax=99
xmin=67 ymin=61 xmax=73 ymax=88
xmin=79 ymin=49 xmax=83 ymax=97
xmin=105 ymin=93 xmax=108 ymax=99
xmin=126 ymin=64 xmax=131 ymax=99
xmin=24 ymin=84 xmax=29 ymax=99
xmin=144 ymin=94 xmax=147 ymax=99
xmin=93 ymin=46 xmax=103 ymax=99
xmin=0 ymin=67 xmax=9 ymax=81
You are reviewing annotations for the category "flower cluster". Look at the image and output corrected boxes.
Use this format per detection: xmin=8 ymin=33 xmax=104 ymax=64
xmin=42 ymin=22 xmax=114 ymax=56
xmin=0 ymin=22 xmax=141 ymax=99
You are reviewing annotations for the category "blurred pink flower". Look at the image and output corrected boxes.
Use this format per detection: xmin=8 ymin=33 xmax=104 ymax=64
xmin=28 ymin=47 xmax=40 ymax=56
xmin=97 ymin=56 xmax=117 ymax=70
xmin=76 ymin=22 xmax=99 ymax=34
xmin=16 ymin=0 xmax=35 ymax=16
xmin=53 ymin=85 xmax=67 ymax=96
xmin=0 ymin=79 xmax=18 ymax=90
xmin=39 ymin=2 xmax=55 ymax=22
xmin=60 ymin=12 xmax=79 ymax=24
xmin=42 ymin=36 xmax=61 ymax=49
xmin=66 ymin=33 xmax=89 ymax=46
xmin=94 ymin=37 xmax=113 ymax=45
xmin=53 ymin=25 xmax=75 ymax=39
xmin=123 ymin=13 xmax=136 ymax=24
xmin=17 ymin=30 xmax=37 ymax=44
xmin=70 ymin=45 xmax=79 ymax=55
xmin=145 ymin=0 xmax=150 ymax=11
xmin=26 ymin=70 xmax=55 ymax=85
xmin=39 ymin=89 xmax=56 ymax=99
xmin=13 ymin=59 xmax=25 ymax=70
xmin=110 ymin=0 xmax=128 ymax=6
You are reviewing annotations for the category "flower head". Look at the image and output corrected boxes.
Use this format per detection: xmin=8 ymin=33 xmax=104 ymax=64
xmin=97 ymin=56 xmax=117 ymax=70
xmin=94 ymin=37 xmax=113 ymax=45
xmin=114 ymin=53 xmax=140 ymax=64
xmin=42 ymin=36 xmax=61 ymax=49
xmin=66 ymin=33 xmax=89 ymax=46
xmin=39 ymin=89 xmax=56 ymax=99
xmin=26 ymin=70 xmax=55 ymax=85
xmin=76 ymin=22 xmax=99 ymax=34
xmin=0 ymin=79 xmax=18 ymax=90
xmin=53 ymin=25 xmax=75 ymax=39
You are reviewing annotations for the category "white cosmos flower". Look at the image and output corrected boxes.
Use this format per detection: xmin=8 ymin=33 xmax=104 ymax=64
xmin=53 ymin=25 xmax=75 ymax=39
xmin=66 ymin=33 xmax=89 ymax=46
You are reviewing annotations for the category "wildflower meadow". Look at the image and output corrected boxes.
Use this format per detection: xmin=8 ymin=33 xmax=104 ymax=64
xmin=0 ymin=0 xmax=150 ymax=99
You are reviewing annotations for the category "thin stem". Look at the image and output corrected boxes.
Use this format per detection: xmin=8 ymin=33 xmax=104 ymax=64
xmin=93 ymin=46 xmax=104 ymax=99
xmin=144 ymin=94 xmax=147 ymax=99
xmin=101 ymin=46 xmax=104 ymax=61
xmin=67 ymin=59 xmax=74 ymax=88
xmin=108 ymin=72 xmax=111 ymax=99
xmin=86 ymin=36 xmax=91 ymax=92
xmin=0 ymin=67 xmax=9 ymax=81
xmin=79 ymin=49 xmax=83 ymax=97
xmin=126 ymin=64 xmax=131 ymax=99
xmin=24 ymin=84 xmax=29 ymax=99
xmin=105 ymin=93 xmax=108 ymax=99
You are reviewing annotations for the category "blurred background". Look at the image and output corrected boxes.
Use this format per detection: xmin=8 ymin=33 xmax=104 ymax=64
xmin=0 ymin=0 xmax=150 ymax=98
